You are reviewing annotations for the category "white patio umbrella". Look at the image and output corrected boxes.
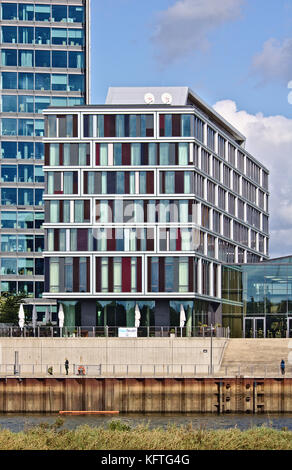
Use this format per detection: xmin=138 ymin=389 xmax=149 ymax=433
xmin=179 ymin=304 xmax=186 ymax=328
xmin=18 ymin=304 xmax=25 ymax=329
xmin=135 ymin=304 xmax=141 ymax=328
xmin=58 ymin=304 xmax=64 ymax=328
xmin=44 ymin=306 xmax=50 ymax=324
xmin=32 ymin=305 xmax=37 ymax=328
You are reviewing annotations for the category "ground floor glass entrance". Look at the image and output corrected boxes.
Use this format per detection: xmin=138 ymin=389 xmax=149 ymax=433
xmin=57 ymin=299 xmax=222 ymax=332
xmin=244 ymin=316 xmax=292 ymax=338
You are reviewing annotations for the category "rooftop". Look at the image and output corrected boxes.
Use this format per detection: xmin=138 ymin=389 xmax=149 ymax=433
xmin=106 ymin=86 xmax=246 ymax=146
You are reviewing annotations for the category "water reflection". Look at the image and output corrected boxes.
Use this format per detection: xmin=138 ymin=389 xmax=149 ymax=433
xmin=0 ymin=413 xmax=292 ymax=433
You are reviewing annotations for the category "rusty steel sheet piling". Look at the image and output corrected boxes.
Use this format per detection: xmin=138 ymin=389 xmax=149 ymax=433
xmin=1 ymin=377 xmax=292 ymax=414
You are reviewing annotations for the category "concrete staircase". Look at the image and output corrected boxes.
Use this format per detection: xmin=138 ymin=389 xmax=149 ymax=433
xmin=219 ymin=339 xmax=292 ymax=377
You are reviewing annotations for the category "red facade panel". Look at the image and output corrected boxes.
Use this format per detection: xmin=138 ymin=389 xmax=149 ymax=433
xmin=122 ymin=143 xmax=131 ymax=165
xmin=96 ymin=143 xmax=100 ymax=166
xmin=122 ymin=257 xmax=131 ymax=292
xmin=159 ymin=115 xmax=165 ymax=137
xmin=146 ymin=172 xmax=154 ymax=194
xmin=172 ymin=114 xmax=181 ymax=137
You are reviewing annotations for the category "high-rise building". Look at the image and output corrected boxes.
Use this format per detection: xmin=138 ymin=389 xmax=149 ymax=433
xmin=0 ymin=0 xmax=90 ymax=320
xmin=42 ymin=87 xmax=269 ymax=336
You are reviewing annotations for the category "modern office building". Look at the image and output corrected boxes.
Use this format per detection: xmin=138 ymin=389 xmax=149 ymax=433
xmin=42 ymin=87 xmax=269 ymax=335
xmin=0 ymin=0 xmax=90 ymax=320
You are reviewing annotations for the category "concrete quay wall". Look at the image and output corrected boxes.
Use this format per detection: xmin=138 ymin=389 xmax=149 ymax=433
xmin=0 ymin=377 xmax=291 ymax=414
xmin=0 ymin=337 xmax=227 ymax=373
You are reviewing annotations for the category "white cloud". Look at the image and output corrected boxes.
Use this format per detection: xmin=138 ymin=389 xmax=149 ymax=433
xmin=252 ymin=38 xmax=292 ymax=84
xmin=151 ymin=0 xmax=244 ymax=63
xmin=213 ymin=99 xmax=292 ymax=258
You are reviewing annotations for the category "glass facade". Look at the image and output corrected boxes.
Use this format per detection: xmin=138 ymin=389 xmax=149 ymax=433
xmin=0 ymin=1 xmax=89 ymax=313
xmin=222 ymin=257 xmax=292 ymax=338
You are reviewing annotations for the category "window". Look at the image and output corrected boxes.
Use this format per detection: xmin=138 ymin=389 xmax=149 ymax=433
xmin=1 ymin=211 xmax=17 ymax=229
xmin=223 ymin=165 xmax=231 ymax=188
xmin=2 ymin=72 xmax=17 ymax=89
xmin=35 ymin=5 xmax=51 ymax=22
xmin=2 ymin=118 xmax=17 ymax=136
xmin=228 ymin=193 xmax=235 ymax=215
xmin=18 ymin=212 xmax=33 ymax=229
xmin=228 ymin=143 xmax=236 ymax=166
xmin=207 ymin=181 xmax=215 ymax=204
xmin=1 ymin=258 xmax=17 ymax=275
xmin=194 ymin=116 xmax=204 ymax=142
xmin=233 ymin=221 xmax=249 ymax=246
xmin=2 ymin=3 xmax=17 ymax=20
xmin=68 ymin=75 xmax=84 ymax=92
xmin=52 ymin=28 xmax=67 ymax=45
xmin=218 ymin=239 xmax=235 ymax=263
xmin=19 ymin=4 xmax=34 ymax=21
xmin=52 ymin=51 xmax=67 ymax=68
xmin=68 ymin=29 xmax=84 ymax=46
xmin=223 ymin=216 xmax=231 ymax=238
xmin=1 ymin=49 xmax=17 ymax=66
xmin=201 ymin=149 xmax=210 ymax=174
xmin=237 ymin=151 xmax=245 ymax=172
xmin=201 ymin=205 xmax=210 ymax=229
xmin=35 ymin=27 xmax=50 ymax=45
xmin=35 ymin=73 xmax=50 ymax=91
xmin=35 ymin=96 xmax=50 ymax=114
xmin=18 ymin=142 xmax=34 ymax=160
xmin=262 ymin=171 xmax=268 ymax=190
xmin=19 ymin=96 xmax=34 ymax=113
xmin=233 ymin=172 xmax=240 ymax=194
xmin=35 ymin=50 xmax=51 ymax=67
xmin=1 ymin=142 xmax=17 ymax=159
xmin=2 ymin=26 xmax=17 ymax=43
xmin=57 ymin=115 xmax=78 ymax=138
xmin=213 ymin=157 xmax=220 ymax=181
xmin=69 ymin=51 xmax=84 ymax=68
xmin=52 ymin=5 xmax=67 ymax=22
xmin=218 ymin=135 xmax=226 ymax=159
xmin=2 ymin=95 xmax=17 ymax=113
xmin=238 ymin=199 xmax=245 ymax=221
xmin=213 ymin=211 xmax=221 ymax=234
xmin=68 ymin=6 xmax=84 ymax=23
xmin=18 ymin=188 xmax=33 ymax=206
xmin=18 ymin=164 xmax=33 ymax=183
xmin=181 ymin=115 xmax=193 ymax=137
xmin=1 ymin=165 xmax=17 ymax=182
xmin=52 ymin=74 xmax=67 ymax=91
xmin=18 ymin=26 xmax=33 ymax=44
xmin=218 ymin=187 xmax=226 ymax=210
xmin=207 ymin=126 xmax=215 ymax=151
xmin=35 ymin=189 xmax=44 ymax=206
xmin=19 ymin=73 xmax=33 ymax=90
xmin=207 ymin=235 xmax=215 ymax=259
xmin=18 ymin=49 xmax=34 ymax=67
xmin=194 ymin=173 xmax=204 ymax=198
xmin=18 ymin=119 xmax=34 ymax=136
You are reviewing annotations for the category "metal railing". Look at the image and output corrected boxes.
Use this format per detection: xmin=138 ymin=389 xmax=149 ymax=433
xmin=220 ymin=363 xmax=292 ymax=378
xmin=1 ymin=362 xmax=290 ymax=378
xmin=0 ymin=325 xmax=230 ymax=338
xmin=0 ymin=362 xmax=216 ymax=377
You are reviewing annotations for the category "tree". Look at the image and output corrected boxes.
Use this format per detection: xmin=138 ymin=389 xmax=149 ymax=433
xmin=0 ymin=292 xmax=27 ymax=325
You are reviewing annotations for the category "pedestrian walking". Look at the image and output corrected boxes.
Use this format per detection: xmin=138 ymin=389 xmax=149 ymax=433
xmin=65 ymin=358 xmax=69 ymax=375
xmin=280 ymin=359 xmax=285 ymax=376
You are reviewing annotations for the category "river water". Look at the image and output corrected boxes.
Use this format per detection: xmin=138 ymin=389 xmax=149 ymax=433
xmin=0 ymin=413 xmax=292 ymax=433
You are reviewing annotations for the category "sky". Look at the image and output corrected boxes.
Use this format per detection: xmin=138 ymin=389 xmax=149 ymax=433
xmin=90 ymin=0 xmax=292 ymax=258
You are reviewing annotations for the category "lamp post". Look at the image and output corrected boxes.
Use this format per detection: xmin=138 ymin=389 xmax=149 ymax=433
xmin=210 ymin=324 xmax=214 ymax=375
